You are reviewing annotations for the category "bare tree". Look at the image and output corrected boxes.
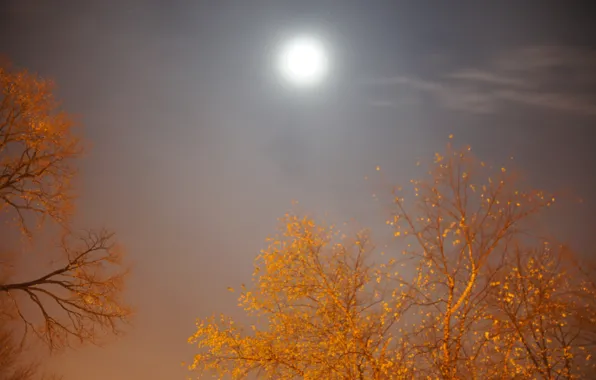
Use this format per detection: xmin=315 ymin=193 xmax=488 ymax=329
xmin=0 ymin=321 xmax=36 ymax=380
xmin=0 ymin=318 xmax=65 ymax=380
xmin=0 ymin=230 xmax=131 ymax=350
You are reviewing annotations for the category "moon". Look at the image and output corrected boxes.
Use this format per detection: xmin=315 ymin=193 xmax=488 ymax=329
xmin=277 ymin=36 xmax=329 ymax=87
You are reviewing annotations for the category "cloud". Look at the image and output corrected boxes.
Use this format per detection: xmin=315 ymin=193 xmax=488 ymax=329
xmin=495 ymin=90 xmax=596 ymax=116
xmin=365 ymin=46 xmax=596 ymax=117
xmin=365 ymin=76 xmax=497 ymax=114
xmin=447 ymin=69 xmax=529 ymax=88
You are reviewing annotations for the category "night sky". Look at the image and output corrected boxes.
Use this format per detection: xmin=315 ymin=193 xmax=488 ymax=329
xmin=1 ymin=1 xmax=595 ymax=379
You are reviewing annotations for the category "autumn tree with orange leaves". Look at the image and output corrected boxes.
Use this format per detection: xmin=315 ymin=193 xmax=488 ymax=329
xmin=0 ymin=62 xmax=131 ymax=357
xmin=188 ymin=144 xmax=596 ymax=379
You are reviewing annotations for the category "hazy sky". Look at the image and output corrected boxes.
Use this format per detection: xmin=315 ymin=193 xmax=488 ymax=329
xmin=1 ymin=1 xmax=595 ymax=379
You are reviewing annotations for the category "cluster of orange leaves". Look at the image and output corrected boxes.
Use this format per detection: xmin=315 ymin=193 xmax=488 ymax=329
xmin=1 ymin=63 xmax=131 ymax=354
xmin=188 ymin=146 xmax=596 ymax=379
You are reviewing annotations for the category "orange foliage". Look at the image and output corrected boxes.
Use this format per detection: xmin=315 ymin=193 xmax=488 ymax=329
xmin=0 ymin=63 xmax=131 ymax=352
xmin=189 ymin=144 xmax=595 ymax=379
xmin=0 ymin=63 xmax=80 ymax=235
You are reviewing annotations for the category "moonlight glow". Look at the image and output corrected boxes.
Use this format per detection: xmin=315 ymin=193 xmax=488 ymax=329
xmin=277 ymin=36 xmax=329 ymax=87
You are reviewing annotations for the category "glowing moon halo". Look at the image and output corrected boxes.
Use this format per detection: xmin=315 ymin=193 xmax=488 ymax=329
xmin=277 ymin=36 xmax=329 ymax=87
